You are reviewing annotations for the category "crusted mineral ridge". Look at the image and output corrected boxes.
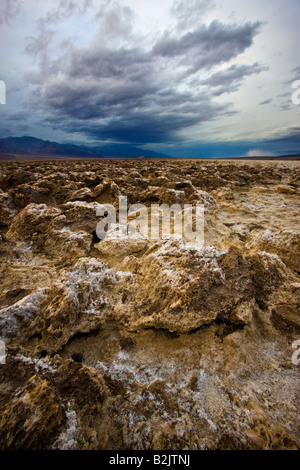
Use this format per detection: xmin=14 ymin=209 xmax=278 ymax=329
xmin=0 ymin=159 xmax=299 ymax=450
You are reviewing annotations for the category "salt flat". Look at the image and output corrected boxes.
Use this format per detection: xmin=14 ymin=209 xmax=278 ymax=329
xmin=0 ymin=158 xmax=299 ymax=450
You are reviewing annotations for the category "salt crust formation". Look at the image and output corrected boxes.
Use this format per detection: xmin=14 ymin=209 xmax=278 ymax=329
xmin=0 ymin=159 xmax=299 ymax=449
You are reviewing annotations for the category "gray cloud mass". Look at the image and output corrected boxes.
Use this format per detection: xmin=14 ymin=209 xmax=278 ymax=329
xmin=0 ymin=0 xmax=21 ymax=25
xmin=22 ymin=2 xmax=263 ymax=144
xmin=3 ymin=0 xmax=298 ymax=154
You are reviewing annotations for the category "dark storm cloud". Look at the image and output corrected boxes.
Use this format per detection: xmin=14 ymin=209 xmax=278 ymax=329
xmin=201 ymin=63 xmax=266 ymax=95
xmin=3 ymin=111 xmax=29 ymax=122
xmin=152 ymin=20 xmax=262 ymax=71
xmin=48 ymin=99 xmax=233 ymax=144
xmin=259 ymin=99 xmax=273 ymax=105
xmin=25 ymin=1 xmax=139 ymax=81
xmin=292 ymin=65 xmax=300 ymax=77
xmin=204 ymin=63 xmax=265 ymax=87
xmin=161 ymin=127 xmax=300 ymax=159
xmin=171 ymin=0 xmax=213 ymax=30
xmin=67 ymin=47 xmax=152 ymax=80
xmin=24 ymin=2 xmax=263 ymax=145
xmin=276 ymin=127 xmax=300 ymax=143
xmin=39 ymin=67 xmax=238 ymax=141
xmin=280 ymin=104 xmax=292 ymax=111
xmin=25 ymin=30 xmax=55 ymax=63
xmin=1 ymin=111 xmax=31 ymax=134
xmin=42 ymin=79 xmax=233 ymax=144
xmin=36 ymin=0 xmax=94 ymax=28
xmin=277 ymin=92 xmax=291 ymax=99
xmin=42 ymin=79 xmax=159 ymax=120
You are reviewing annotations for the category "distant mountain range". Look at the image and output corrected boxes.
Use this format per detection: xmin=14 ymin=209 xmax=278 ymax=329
xmin=0 ymin=136 xmax=171 ymax=160
xmin=0 ymin=136 xmax=299 ymax=161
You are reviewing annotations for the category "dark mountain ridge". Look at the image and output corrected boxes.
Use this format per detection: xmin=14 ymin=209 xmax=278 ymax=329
xmin=0 ymin=136 xmax=171 ymax=159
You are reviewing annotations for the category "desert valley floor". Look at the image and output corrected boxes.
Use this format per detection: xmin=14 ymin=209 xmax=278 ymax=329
xmin=0 ymin=158 xmax=299 ymax=450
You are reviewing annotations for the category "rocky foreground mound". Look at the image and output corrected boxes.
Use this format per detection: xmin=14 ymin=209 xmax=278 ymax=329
xmin=0 ymin=158 xmax=299 ymax=450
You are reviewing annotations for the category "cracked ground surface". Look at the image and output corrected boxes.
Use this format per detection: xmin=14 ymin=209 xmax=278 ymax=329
xmin=0 ymin=158 xmax=299 ymax=450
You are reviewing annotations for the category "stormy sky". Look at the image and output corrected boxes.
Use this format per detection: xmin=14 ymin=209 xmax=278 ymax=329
xmin=0 ymin=0 xmax=299 ymax=157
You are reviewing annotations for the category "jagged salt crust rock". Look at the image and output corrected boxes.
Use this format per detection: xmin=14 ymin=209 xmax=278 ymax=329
xmin=0 ymin=159 xmax=299 ymax=450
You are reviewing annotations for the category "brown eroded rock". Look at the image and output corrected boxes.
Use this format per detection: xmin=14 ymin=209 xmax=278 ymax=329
xmin=0 ymin=159 xmax=299 ymax=450
xmin=5 ymin=202 xmax=93 ymax=262
xmin=0 ymin=191 xmax=17 ymax=226
xmin=61 ymin=200 xmax=105 ymax=233
xmin=27 ymin=257 xmax=132 ymax=354
xmin=0 ymin=360 xmax=64 ymax=450
xmin=113 ymin=242 xmax=254 ymax=333
xmin=246 ymin=229 xmax=300 ymax=272
xmin=6 ymin=203 xmax=62 ymax=242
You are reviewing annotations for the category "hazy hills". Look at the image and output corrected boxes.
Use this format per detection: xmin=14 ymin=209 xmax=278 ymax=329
xmin=0 ymin=136 xmax=299 ymax=161
xmin=0 ymin=136 xmax=171 ymax=160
